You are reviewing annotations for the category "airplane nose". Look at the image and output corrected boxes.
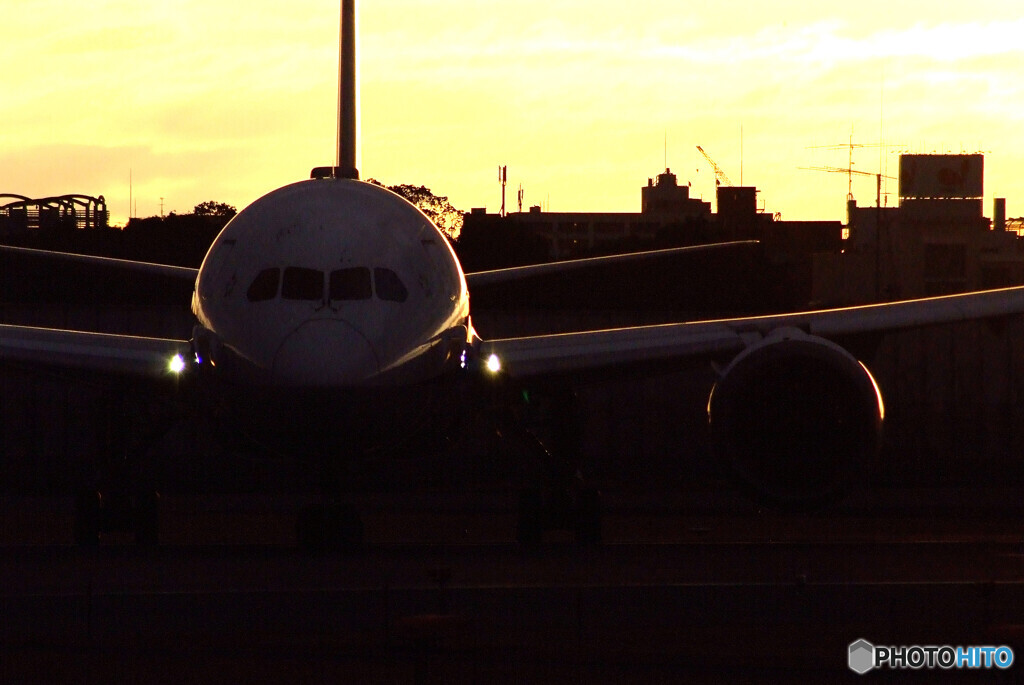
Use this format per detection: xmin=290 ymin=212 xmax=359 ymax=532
xmin=273 ymin=319 xmax=380 ymax=386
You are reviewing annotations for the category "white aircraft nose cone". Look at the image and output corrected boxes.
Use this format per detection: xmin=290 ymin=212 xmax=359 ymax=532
xmin=273 ymin=319 xmax=380 ymax=386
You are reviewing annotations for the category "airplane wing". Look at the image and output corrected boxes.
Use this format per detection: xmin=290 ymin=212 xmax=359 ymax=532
xmin=464 ymin=241 xmax=759 ymax=288
xmin=0 ymin=323 xmax=191 ymax=378
xmin=0 ymin=244 xmax=199 ymax=281
xmin=482 ymin=285 xmax=1024 ymax=508
xmin=479 ymin=285 xmax=1024 ymax=378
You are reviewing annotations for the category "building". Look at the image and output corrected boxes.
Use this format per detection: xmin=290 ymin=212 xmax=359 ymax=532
xmin=813 ymin=154 xmax=1024 ymax=305
xmin=459 ymin=168 xmax=841 ymax=267
xmin=641 ymin=168 xmax=710 ymax=216
xmin=462 ymin=168 xmax=711 ymax=262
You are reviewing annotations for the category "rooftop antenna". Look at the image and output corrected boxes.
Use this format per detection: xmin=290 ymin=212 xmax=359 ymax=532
xmin=879 ymin=70 xmax=885 ymax=203
xmin=498 ymin=165 xmax=507 ymax=217
xmin=807 ymin=129 xmax=902 ymax=203
xmin=312 ymin=0 xmax=359 ymax=180
xmin=517 ymin=183 xmax=524 ymax=213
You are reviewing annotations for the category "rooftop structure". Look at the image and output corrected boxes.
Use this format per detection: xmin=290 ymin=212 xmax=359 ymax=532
xmin=461 ymin=168 xmax=839 ymax=264
xmin=0 ymin=194 xmax=109 ymax=235
xmin=813 ymin=154 xmax=1024 ymax=304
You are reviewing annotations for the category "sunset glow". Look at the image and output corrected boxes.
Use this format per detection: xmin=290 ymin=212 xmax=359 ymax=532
xmin=3 ymin=1 xmax=1022 ymax=228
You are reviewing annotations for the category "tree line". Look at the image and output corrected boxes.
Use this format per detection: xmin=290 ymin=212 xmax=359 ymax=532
xmin=1 ymin=187 xmax=525 ymax=270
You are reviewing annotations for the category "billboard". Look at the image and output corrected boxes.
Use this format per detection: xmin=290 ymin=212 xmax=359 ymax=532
xmin=899 ymin=154 xmax=983 ymax=199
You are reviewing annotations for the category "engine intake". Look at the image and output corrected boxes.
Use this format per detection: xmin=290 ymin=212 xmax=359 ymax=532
xmin=707 ymin=328 xmax=884 ymax=509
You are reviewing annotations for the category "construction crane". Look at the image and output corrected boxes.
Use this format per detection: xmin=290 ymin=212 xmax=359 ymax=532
xmin=696 ymin=146 xmax=733 ymax=187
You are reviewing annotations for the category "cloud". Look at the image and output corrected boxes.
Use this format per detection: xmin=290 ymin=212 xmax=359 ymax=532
xmin=5 ymin=0 xmax=1024 ymax=224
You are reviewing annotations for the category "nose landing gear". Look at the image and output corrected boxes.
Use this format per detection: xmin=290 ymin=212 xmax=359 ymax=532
xmin=516 ymin=480 xmax=602 ymax=546
xmin=499 ymin=384 xmax=603 ymax=546
xmin=74 ymin=488 xmax=160 ymax=546
xmin=295 ymin=499 xmax=365 ymax=551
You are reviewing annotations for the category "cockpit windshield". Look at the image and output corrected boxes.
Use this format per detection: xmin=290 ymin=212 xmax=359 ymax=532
xmin=330 ymin=267 xmax=372 ymax=301
xmin=281 ymin=267 xmax=324 ymax=301
xmin=374 ymin=267 xmax=409 ymax=303
xmin=247 ymin=266 xmax=409 ymax=305
xmin=246 ymin=267 xmax=279 ymax=302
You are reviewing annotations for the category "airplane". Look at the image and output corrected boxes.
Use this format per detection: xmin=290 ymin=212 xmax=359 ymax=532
xmin=3 ymin=0 xmax=1024 ymax=546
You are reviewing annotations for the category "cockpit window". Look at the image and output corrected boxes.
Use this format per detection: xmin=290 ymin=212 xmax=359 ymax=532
xmin=248 ymin=266 xmax=405 ymax=303
xmin=329 ymin=267 xmax=372 ymax=301
xmin=246 ymin=268 xmax=280 ymax=302
xmin=374 ymin=267 xmax=409 ymax=303
xmin=281 ymin=267 xmax=324 ymax=301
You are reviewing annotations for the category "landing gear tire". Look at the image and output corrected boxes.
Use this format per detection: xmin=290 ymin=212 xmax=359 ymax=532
xmin=573 ymin=487 xmax=602 ymax=545
xmin=74 ymin=490 xmax=101 ymax=547
xmin=296 ymin=502 xmax=365 ymax=552
xmin=516 ymin=489 xmax=544 ymax=546
xmin=132 ymin=490 xmax=160 ymax=545
xmin=515 ymin=486 xmax=603 ymax=545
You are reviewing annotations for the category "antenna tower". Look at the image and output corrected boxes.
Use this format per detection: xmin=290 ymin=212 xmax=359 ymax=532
xmin=808 ymin=131 xmax=902 ymax=203
xmin=498 ymin=165 xmax=507 ymax=217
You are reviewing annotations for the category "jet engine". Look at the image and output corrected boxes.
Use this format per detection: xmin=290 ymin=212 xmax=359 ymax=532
xmin=707 ymin=327 xmax=884 ymax=509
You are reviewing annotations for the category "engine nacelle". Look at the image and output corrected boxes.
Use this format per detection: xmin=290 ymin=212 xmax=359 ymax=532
xmin=707 ymin=327 xmax=884 ymax=509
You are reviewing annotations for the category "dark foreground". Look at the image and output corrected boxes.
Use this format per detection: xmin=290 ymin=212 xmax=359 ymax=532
xmin=2 ymin=489 xmax=1024 ymax=683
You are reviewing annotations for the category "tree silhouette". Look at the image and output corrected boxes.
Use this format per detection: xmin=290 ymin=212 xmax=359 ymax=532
xmin=193 ymin=201 xmax=237 ymax=217
xmin=367 ymin=180 xmax=463 ymax=239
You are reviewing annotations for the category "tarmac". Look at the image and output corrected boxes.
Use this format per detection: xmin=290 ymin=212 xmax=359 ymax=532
xmin=2 ymin=488 xmax=1024 ymax=683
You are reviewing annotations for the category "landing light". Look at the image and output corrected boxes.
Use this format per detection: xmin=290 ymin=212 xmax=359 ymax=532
xmin=169 ymin=353 xmax=187 ymax=374
xmin=486 ymin=354 xmax=502 ymax=374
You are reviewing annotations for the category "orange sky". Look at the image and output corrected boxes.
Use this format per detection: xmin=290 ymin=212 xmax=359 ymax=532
xmin=3 ymin=1 xmax=1022 ymax=227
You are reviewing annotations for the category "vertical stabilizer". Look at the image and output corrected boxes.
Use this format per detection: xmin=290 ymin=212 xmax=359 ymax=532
xmin=336 ymin=0 xmax=359 ymax=179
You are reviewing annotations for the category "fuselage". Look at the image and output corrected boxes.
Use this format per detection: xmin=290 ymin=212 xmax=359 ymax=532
xmin=190 ymin=177 xmax=472 ymax=389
